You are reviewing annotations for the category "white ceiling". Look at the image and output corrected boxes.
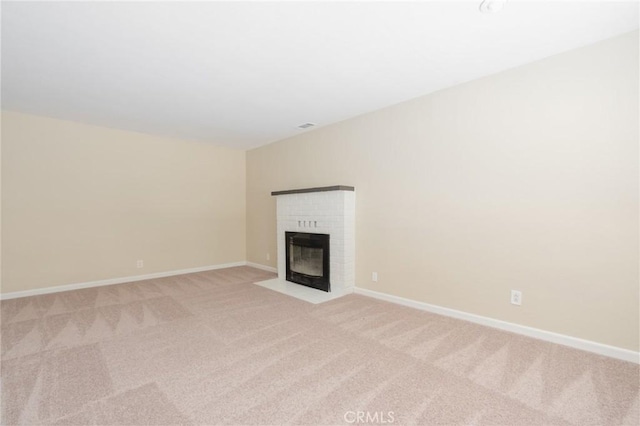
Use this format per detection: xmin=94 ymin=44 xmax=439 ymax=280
xmin=2 ymin=1 xmax=638 ymax=150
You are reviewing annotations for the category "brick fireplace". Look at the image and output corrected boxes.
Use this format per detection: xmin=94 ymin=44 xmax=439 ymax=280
xmin=256 ymin=185 xmax=355 ymax=304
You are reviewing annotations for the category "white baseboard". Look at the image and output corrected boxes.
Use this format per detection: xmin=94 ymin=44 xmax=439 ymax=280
xmin=246 ymin=262 xmax=278 ymax=273
xmin=0 ymin=261 xmax=247 ymax=300
xmin=4 ymin=264 xmax=635 ymax=363
xmin=354 ymin=287 xmax=639 ymax=364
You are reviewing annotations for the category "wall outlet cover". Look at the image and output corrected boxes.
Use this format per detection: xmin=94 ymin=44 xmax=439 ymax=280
xmin=511 ymin=290 xmax=522 ymax=306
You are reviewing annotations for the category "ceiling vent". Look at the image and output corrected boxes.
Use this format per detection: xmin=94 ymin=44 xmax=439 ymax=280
xmin=297 ymin=122 xmax=316 ymax=129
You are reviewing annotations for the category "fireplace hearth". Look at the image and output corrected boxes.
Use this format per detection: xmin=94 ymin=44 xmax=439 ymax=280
xmin=286 ymin=232 xmax=330 ymax=292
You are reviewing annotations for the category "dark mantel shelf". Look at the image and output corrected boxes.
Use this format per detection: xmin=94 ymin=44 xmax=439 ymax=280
xmin=271 ymin=185 xmax=355 ymax=196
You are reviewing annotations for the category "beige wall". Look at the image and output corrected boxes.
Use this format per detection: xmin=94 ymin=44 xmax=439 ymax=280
xmin=247 ymin=32 xmax=639 ymax=351
xmin=2 ymin=111 xmax=246 ymax=293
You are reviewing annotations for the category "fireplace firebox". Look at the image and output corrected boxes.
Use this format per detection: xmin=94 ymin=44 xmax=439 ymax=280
xmin=285 ymin=232 xmax=330 ymax=292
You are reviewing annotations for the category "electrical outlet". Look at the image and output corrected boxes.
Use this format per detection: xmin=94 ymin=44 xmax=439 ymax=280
xmin=510 ymin=290 xmax=522 ymax=306
xmin=372 ymin=272 xmax=378 ymax=282
xmin=266 ymin=253 xmax=270 ymax=261
xmin=136 ymin=260 xmax=144 ymax=269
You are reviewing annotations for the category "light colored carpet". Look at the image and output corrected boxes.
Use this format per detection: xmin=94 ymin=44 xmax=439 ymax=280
xmin=1 ymin=266 xmax=638 ymax=425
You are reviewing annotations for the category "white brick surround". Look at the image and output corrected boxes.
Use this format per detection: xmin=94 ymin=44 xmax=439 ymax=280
xmin=276 ymin=189 xmax=355 ymax=296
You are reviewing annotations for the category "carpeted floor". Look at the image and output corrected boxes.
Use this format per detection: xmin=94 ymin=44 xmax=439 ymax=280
xmin=1 ymin=266 xmax=638 ymax=425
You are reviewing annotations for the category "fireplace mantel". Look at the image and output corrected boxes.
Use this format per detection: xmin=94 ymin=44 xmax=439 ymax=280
xmin=271 ymin=185 xmax=355 ymax=196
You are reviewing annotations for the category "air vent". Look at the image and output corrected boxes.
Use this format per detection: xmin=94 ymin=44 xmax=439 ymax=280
xmin=297 ymin=122 xmax=316 ymax=129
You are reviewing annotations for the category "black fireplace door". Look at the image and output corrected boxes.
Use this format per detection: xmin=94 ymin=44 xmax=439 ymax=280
xmin=285 ymin=232 xmax=330 ymax=292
